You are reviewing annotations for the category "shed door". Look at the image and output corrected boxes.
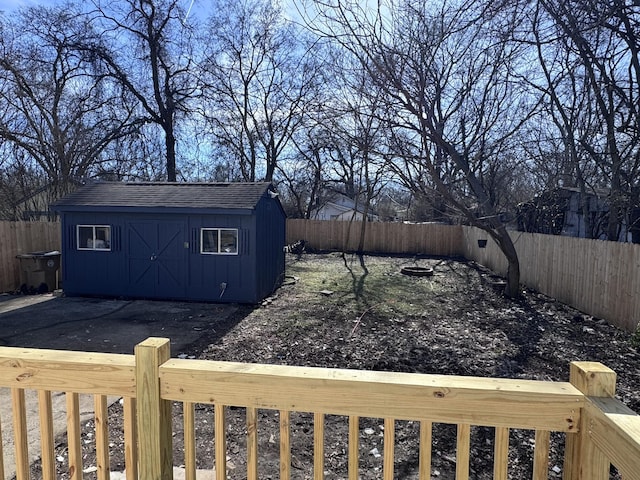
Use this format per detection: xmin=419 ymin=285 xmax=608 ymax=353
xmin=127 ymin=220 xmax=187 ymax=298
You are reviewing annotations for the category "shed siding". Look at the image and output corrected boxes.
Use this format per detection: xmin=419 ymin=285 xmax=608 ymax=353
xmin=55 ymin=182 xmax=286 ymax=303
xmin=186 ymin=214 xmax=257 ymax=303
xmin=255 ymin=196 xmax=286 ymax=300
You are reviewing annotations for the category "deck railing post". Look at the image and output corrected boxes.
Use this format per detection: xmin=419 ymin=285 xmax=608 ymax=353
xmin=563 ymin=361 xmax=616 ymax=480
xmin=135 ymin=337 xmax=173 ymax=480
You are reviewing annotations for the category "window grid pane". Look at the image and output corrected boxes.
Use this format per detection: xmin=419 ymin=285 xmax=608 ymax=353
xmin=201 ymin=228 xmax=238 ymax=255
xmin=77 ymin=225 xmax=111 ymax=251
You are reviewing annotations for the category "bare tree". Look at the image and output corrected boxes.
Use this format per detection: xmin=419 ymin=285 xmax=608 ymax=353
xmin=0 ymin=4 xmax=144 ymax=198
xmin=277 ymin=124 xmax=330 ymax=218
xmin=303 ymin=0 xmax=537 ymax=296
xmin=201 ymin=0 xmax=324 ymax=182
xmin=83 ymin=0 xmax=199 ymax=182
xmin=532 ymin=0 xmax=640 ymax=240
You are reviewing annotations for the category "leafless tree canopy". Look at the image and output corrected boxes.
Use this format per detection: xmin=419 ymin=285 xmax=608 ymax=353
xmin=0 ymin=0 xmax=639 ymax=290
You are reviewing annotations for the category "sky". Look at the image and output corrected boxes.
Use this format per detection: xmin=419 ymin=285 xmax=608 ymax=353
xmin=0 ymin=0 xmax=62 ymax=12
xmin=0 ymin=0 xmax=198 ymax=14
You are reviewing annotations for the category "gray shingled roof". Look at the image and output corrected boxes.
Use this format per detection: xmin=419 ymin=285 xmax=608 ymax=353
xmin=52 ymin=182 xmax=274 ymax=211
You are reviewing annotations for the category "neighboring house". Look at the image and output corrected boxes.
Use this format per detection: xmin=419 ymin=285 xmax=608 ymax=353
xmin=51 ymin=181 xmax=286 ymax=303
xmin=517 ymin=186 xmax=638 ymax=242
xmin=310 ymin=193 xmax=379 ymax=222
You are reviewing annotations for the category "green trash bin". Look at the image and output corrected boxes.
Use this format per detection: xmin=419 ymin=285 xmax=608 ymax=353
xmin=16 ymin=251 xmax=61 ymax=293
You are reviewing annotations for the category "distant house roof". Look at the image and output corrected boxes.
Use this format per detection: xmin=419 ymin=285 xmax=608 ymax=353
xmin=52 ymin=181 xmax=279 ymax=214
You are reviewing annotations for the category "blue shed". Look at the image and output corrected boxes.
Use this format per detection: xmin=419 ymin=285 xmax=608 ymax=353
xmin=52 ymin=182 xmax=286 ymax=303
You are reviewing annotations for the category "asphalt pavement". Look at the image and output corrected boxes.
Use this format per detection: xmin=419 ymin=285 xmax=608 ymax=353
xmin=0 ymin=293 xmax=241 ymax=354
xmin=0 ymin=293 xmax=244 ymax=479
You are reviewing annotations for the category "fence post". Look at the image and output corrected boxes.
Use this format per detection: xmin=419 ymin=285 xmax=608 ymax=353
xmin=136 ymin=337 xmax=173 ymax=480
xmin=563 ymin=361 xmax=616 ymax=480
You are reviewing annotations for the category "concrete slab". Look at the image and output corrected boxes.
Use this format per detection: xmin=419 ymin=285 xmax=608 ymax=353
xmin=0 ymin=293 xmax=245 ymax=479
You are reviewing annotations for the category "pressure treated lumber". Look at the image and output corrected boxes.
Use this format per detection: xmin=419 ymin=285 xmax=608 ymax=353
xmin=12 ymin=389 xmax=28 ymax=480
xmin=160 ymin=359 xmax=583 ymax=431
xmin=279 ymin=410 xmax=291 ymax=480
xmin=66 ymin=392 xmax=82 ymax=480
xmin=585 ymin=397 xmax=640 ymax=480
xmin=37 ymin=390 xmax=55 ymax=480
xmin=564 ymin=362 xmax=615 ymax=480
xmin=493 ymin=427 xmax=509 ymax=480
xmin=123 ymin=397 xmax=138 ymax=480
xmin=418 ymin=421 xmax=432 ymax=480
xmin=0 ymin=347 xmax=135 ymax=396
xmin=135 ymin=338 xmax=172 ymax=480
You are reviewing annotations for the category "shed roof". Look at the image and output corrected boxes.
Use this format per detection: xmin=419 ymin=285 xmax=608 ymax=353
xmin=52 ymin=181 xmax=277 ymax=213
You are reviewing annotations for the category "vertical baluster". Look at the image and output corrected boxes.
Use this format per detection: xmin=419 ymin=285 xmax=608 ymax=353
xmin=383 ymin=418 xmax=395 ymax=480
xmin=419 ymin=421 xmax=432 ymax=480
xmin=94 ymin=394 xmax=110 ymax=480
xmin=183 ymin=402 xmax=196 ymax=480
xmin=246 ymin=407 xmax=258 ymax=480
xmin=0 ymin=397 xmax=4 ymax=480
xmin=279 ymin=410 xmax=291 ymax=480
xmin=456 ymin=423 xmax=471 ymax=480
xmin=215 ymin=404 xmax=227 ymax=480
xmin=314 ymin=412 xmax=324 ymax=480
xmin=348 ymin=416 xmax=359 ymax=480
xmin=493 ymin=427 xmax=509 ymax=480
xmin=123 ymin=397 xmax=137 ymax=480
xmin=66 ymin=392 xmax=82 ymax=480
xmin=38 ymin=390 xmax=55 ymax=480
xmin=533 ymin=430 xmax=550 ymax=480
xmin=12 ymin=388 xmax=28 ymax=480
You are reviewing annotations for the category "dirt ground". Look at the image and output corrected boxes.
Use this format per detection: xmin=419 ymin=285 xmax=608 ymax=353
xmin=26 ymin=253 xmax=640 ymax=479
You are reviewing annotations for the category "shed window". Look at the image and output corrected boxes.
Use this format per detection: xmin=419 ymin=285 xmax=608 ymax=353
xmin=77 ymin=225 xmax=111 ymax=251
xmin=201 ymin=228 xmax=238 ymax=255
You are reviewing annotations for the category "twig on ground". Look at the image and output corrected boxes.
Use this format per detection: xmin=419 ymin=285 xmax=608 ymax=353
xmin=350 ymin=303 xmax=384 ymax=337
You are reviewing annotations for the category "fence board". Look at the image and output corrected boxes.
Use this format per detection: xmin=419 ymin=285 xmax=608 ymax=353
xmin=0 ymin=221 xmax=60 ymax=293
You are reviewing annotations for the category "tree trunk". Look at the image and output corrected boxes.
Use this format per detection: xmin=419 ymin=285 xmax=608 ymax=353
xmin=165 ymin=127 xmax=177 ymax=182
xmin=494 ymin=225 xmax=521 ymax=298
xmin=478 ymin=223 xmax=520 ymax=297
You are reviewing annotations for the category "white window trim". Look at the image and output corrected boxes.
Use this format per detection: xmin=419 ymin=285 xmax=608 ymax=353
xmin=200 ymin=228 xmax=239 ymax=255
xmin=77 ymin=225 xmax=112 ymax=251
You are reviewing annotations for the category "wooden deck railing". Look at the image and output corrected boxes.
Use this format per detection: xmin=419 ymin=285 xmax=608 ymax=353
xmin=0 ymin=337 xmax=639 ymax=479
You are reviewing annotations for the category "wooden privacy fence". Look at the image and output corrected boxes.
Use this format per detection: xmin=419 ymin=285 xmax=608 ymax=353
xmin=0 ymin=221 xmax=61 ymax=293
xmin=0 ymin=337 xmax=639 ymax=480
xmin=462 ymin=227 xmax=640 ymax=332
xmin=286 ymin=219 xmax=464 ymax=257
